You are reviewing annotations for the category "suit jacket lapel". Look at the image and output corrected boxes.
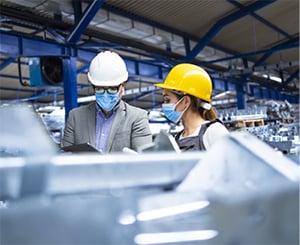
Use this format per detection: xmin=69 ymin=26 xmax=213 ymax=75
xmin=106 ymin=101 xmax=126 ymax=151
xmin=87 ymin=103 xmax=96 ymax=146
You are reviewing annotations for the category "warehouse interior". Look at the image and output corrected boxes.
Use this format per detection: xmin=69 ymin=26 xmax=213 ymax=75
xmin=0 ymin=0 xmax=299 ymax=244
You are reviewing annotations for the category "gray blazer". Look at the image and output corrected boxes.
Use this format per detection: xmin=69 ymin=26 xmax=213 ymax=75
xmin=61 ymin=101 xmax=152 ymax=152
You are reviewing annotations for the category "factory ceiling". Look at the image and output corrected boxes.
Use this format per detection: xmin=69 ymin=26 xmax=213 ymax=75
xmin=0 ymin=0 xmax=299 ymax=111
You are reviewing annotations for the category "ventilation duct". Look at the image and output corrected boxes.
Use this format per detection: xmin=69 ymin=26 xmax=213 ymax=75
xmin=28 ymin=57 xmax=63 ymax=86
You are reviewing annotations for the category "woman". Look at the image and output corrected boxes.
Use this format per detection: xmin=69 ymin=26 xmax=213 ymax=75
xmin=155 ymin=63 xmax=229 ymax=152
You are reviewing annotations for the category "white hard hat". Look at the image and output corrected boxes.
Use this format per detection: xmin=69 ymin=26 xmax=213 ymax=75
xmin=87 ymin=51 xmax=128 ymax=86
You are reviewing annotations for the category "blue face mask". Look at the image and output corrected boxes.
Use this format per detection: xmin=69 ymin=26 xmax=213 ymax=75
xmin=95 ymin=91 xmax=119 ymax=111
xmin=162 ymin=99 xmax=185 ymax=124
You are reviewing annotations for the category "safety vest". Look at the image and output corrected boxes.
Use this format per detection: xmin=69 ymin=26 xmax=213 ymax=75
xmin=175 ymin=119 xmax=223 ymax=152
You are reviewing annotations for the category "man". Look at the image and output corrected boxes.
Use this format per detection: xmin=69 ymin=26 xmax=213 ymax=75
xmin=61 ymin=50 xmax=152 ymax=153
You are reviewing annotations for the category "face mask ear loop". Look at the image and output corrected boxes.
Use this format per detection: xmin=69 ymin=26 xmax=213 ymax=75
xmin=175 ymin=96 xmax=188 ymax=113
xmin=119 ymin=83 xmax=125 ymax=95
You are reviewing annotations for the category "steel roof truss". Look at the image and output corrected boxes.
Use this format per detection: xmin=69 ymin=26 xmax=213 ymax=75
xmin=184 ymin=0 xmax=276 ymax=62
xmin=67 ymin=0 xmax=105 ymax=44
xmin=228 ymin=0 xmax=292 ymax=39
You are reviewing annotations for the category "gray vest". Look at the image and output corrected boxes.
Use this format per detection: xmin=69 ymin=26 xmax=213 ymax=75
xmin=175 ymin=119 xmax=223 ymax=152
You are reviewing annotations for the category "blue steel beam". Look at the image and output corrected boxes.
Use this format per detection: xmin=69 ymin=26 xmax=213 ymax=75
xmin=6 ymin=90 xmax=65 ymax=103
xmin=229 ymin=37 xmax=299 ymax=109
xmin=45 ymin=28 xmax=65 ymax=44
xmin=79 ymin=41 xmax=118 ymax=49
xmin=0 ymin=31 xmax=172 ymax=76
xmin=63 ymin=57 xmax=78 ymax=119
xmin=0 ymin=73 xmax=28 ymax=80
xmin=184 ymin=0 xmax=276 ymax=62
xmin=231 ymin=37 xmax=299 ymax=107
xmin=101 ymin=2 xmax=239 ymax=57
xmin=1 ymin=30 xmax=298 ymax=83
xmin=66 ymin=0 xmax=105 ymax=44
xmin=236 ymin=81 xmax=246 ymax=109
xmin=72 ymin=0 xmax=83 ymax=24
xmin=253 ymin=37 xmax=299 ymax=67
xmin=228 ymin=0 xmax=292 ymax=39
xmin=249 ymin=85 xmax=299 ymax=104
xmin=200 ymin=41 xmax=298 ymax=65
xmin=283 ymin=70 xmax=299 ymax=85
xmin=0 ymin=86 xmax=44 ymax=93
xmin=77 ymin=64 xmax=89 ymax=74
xmin=0 ymin=31 xmax=69 ymax=57
xmin=0 ymin=31 xmax=98 ymax=62
xmin=2 ymin=2 xmax=239 ymax=63
xmin=0 ymin=57 xmax=15 ymax=70
xmin=1 ymin=56 xmax=85 ymax=73
xmin=1 ymin=30 xmax=298 ymax=105
xmin=278 ymin=69 xmax=299 ymax=91
xmin=253 ymin=53 xmax=273 ymax=67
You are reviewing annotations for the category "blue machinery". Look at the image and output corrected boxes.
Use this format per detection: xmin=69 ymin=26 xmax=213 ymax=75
xmin=0 ymin=104 xmax=299 ymax=244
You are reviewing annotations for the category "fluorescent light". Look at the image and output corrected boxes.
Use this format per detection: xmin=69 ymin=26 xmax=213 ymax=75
xmin=270 ymin=75 xmax=282 ymax=82
xmin=134 ymin=230 xmax=218 ymax=244
xmin=213 ymin=91 xmax=231 ymax=99
xmin=137 ymin=201 xmax=209 ymax=221
xmin=77 ymin=95 xmax=95 ymax=103
xmin=118 ymin=212 xmax=136 ymax=225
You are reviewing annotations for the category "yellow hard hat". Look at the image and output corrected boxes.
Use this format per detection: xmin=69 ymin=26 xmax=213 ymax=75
xmin=155 ymin=63 xmax=212 ymax=102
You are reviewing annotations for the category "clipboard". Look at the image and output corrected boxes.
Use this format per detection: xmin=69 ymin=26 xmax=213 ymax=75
xmin=61 ymin=143 xmax=99 ymax=153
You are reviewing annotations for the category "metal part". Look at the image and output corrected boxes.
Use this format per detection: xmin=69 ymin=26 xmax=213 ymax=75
xmin=0 ymin=103 xmax=57 ymax=157
xmin=0 ymin=103 xmax=299 ymax=245
xmin=0 ymin=152 xmax=200 ymax=200
xmin=135 ymin=131 xmax=299 ymax=245
xmin=134 ymin=184 xmax=298 ymax=245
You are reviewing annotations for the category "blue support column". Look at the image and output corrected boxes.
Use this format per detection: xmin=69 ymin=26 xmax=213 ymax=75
xmin=72 ymin=0 xmax=83 ymax=24
xmin=236 ymin=81 xmax=245 ymax=109
xmin=63 ymin=57 xmax=78 ymax=120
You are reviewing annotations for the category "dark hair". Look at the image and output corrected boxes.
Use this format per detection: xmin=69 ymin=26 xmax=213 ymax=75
xmin=188 ymin=95 xmax=218 ymax=120
xmin=171 ymin=90 xmax=218 ymax=120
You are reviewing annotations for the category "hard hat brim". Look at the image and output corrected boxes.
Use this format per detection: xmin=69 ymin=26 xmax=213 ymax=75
xmin=88 ymin=72 xmax=128 ymax=86
xmin=154 ymin=82 xmax=177 ymax=91
xmin=155 ymin=82 xmax=211 ymax=103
